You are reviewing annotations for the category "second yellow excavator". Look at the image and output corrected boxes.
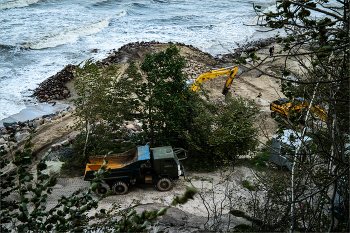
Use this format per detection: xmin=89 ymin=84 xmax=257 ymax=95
xmin=270 ymin=97 xmax=328 ymax=122
xmin=188 ymin=66 xmax=238 ymax=95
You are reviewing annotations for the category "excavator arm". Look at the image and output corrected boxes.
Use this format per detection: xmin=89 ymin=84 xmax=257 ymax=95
xmin=189 ymin=66 xmax=238 ymax=95
xmin=309 ymin=105 xmax=328 ymax=122
xmin=270 ymin=98 xmax=328 ymax=122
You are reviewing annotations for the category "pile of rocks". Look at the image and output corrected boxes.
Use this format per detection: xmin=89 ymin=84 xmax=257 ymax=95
xmin=46 ymin=146 xmax=73 ymax=161
xmin=0 ymin=107 xmax=74 ymax=152
xmin=101 ymin=41 xmax=221 ymax=66
xmin=184 ymin=59 xmax=210 ymax=81
xmin=216 ymin=37 xmax=276 ymax=62
xmin=32 ymin=64 xmax=75 ymax=103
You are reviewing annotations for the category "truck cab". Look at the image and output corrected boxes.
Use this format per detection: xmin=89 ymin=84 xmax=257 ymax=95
xmin=151 ymin=146 xmax=182 ymax=179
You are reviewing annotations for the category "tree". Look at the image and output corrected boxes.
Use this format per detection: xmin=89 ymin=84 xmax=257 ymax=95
xmin=137 ymin=44 xmax=194 ymax=147
xmin=231 ymin=1 xmax=350 ymax=231
xmin=69 ymin=59 xmax=141 ymax=171
xmin=210 ymin=96 xmax=260 ymax=165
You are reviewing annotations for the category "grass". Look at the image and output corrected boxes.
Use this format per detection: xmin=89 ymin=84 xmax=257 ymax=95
xmin=242 ymin=180 xmax=256 ymax=191
xmin=235 ymin=150 xmax=271 ymax=171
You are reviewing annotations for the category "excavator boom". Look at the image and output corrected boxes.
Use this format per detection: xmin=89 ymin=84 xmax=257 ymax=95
xmin=270 ymin=98 xmax=328 ymax=122
xmin=189 ymin=66 xmax=238 ymax=95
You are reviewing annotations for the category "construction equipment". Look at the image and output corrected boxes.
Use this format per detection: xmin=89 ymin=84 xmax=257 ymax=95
xmin=270 ymin=97 xmax=327 ymax=122
xmin=84 ymin=145 xmax=187 ymax=195
xmin=188 ymin=66 xmax=238 ymax=95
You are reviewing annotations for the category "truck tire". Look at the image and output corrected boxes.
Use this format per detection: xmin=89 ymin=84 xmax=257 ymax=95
xmin=156 ymin=178 xmax=172 ymax=192
xmin=95 ymin=183 xmax=111 ymax=196
xmin=271 ymin=112 xmax=276 ymax=118
xmin=112 ymin=181 xmax=128 ymax=195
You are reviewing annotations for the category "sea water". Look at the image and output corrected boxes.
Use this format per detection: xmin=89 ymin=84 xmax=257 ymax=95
xmin=0 ymin=0 xmax=277 ymax=120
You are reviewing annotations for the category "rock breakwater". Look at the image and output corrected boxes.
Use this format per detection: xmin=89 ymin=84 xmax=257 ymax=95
xmin=32 ymin=64 xmax=75 ymax=103
xmin=0 ymin=107 xmax=74 ymax=152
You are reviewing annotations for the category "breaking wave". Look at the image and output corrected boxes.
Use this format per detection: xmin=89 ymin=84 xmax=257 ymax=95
xmin=21 ymin=18 xmax=112 ymax=49
xmin=0 ymin=0 xmax=40 ymax=10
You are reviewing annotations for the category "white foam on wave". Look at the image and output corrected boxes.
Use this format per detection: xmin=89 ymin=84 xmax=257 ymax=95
xmin=250 ymin=4 xmax=278 ymax=26
xmin=0 ymin=0 xmax=40 ymax=10
xmin=0 ymin=95 xmax=26 ymax=121
xmin=21 ymin=18 xmax=111 ymax=50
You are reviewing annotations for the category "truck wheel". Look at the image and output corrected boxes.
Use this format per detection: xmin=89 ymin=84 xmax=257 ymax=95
xmin=271 ymin=112 xmax=276 ymax=118
xmin=95 ymin=183 xmax=111 ymax=196
xmin=156 ymin=178 xmax=172 ymax=192
xmin=112 ymin=181 xmax=128 ymax=195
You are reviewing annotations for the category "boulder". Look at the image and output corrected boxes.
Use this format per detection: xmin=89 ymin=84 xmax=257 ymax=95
xmin=0 ymin=144 xmax=7 ymax=150
xmin=134 ymin=124 xmax=142 ymax=131
xmin=21 ymin=126 xmax=31 ymax=131
xmin=52 ymin=115 xmax=61 ymax=121
xmin=33 ymin=120 xmax=42 ymax=127
xmin=51 ymin=144 xmax=61 ymax=151
xmin=3 ymin=120 xmax=17 ymax=128
xmin=43 ymin=118 xmax=51 ymax=124
xmin=68 ymin=135 xmax=76 ymax=142
xmin=240 ymin=52 xmax=248 ymax=58
xmin=0 ymin=138 xmax=5 ymax=145
xmin=62 ymin=139 xmax=69 ymax=146
xmin=126 ymin=124 xmax=138 ymax=131
xmin=16 ymin=133 xmax=30 ymax=142
xmin=61 ymin=111 xmax=69 ymax=117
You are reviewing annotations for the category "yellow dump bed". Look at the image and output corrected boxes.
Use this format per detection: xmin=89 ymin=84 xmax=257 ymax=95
xmin=85 ymin=148 xmax=138 ymax=172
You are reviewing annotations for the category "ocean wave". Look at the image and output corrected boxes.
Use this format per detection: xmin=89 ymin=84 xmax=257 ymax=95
xmin=132 ymin=2 xmax=148 ymax=8
xmin=0 ymin=0 xmax=40 ymax=10
xmin=21 ymin=18 xmax=112 ymax=50
xmin=0 ymin=44 xmax=30 ymax=51
xmin=0 ymin=44 xmax=16 ymax=50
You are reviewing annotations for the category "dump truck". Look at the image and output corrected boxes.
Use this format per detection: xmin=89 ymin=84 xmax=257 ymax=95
xmin=84 ymin=145 xmax=187 ymax=195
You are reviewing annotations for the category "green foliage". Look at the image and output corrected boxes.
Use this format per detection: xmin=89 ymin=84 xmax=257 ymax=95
xmin=172 ymin=185 xmax=198 ymax=205
xmin=67 ymin=59 xmax=142 ymax=170
xmin=62 ymin=128 xmax=141 ymax=175
xmin=137 ymin=44 xmax=193 ymax=147
xmin=0 ymin=135 xmax=110 ymax=232
xmin=209 ymin=96 xmax=260 ymax=164
xmin=181 ymin=96 xmax=217 ymax=170
xmin=88 ymin=201 xmax=164 ymax=232
xmin=242 ymin=180 xmax=256 ymax=191
xmin=72 ymin=59 xmax=140 ymax=144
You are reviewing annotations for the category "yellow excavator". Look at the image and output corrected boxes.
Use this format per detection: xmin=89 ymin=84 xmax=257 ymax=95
xmin=188 ymin=66 xmax=238 ymax=95
xmin=270 ymin=97 xmax=328 ymax=122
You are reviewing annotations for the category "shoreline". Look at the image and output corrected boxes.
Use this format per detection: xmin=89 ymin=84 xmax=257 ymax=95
xmin=1 ymin=32 xmax=282 ymax=128
xmin=0 ymin=100 xmax=72 ymax=128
